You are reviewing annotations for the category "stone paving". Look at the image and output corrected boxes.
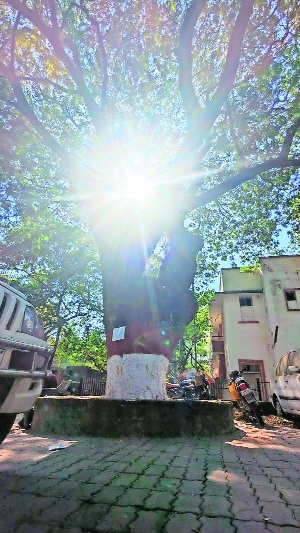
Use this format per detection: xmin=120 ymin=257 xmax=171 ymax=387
xmin=0 ymin=421 xmax=299 ymax=532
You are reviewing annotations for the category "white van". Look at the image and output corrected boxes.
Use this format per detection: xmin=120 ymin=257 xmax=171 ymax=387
xmin=272 ymin=350 xmax=300 ymax=419
xmin=0 ymin=279 xmax=52 ymax=443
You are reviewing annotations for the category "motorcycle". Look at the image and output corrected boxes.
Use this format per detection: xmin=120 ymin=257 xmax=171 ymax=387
xmin=228 ymin=370 xmax=265 ymax=428
xmin=166 ymin=380 xmax=213 ymax=400
xmin=166 ymin=383 xmax=183 ymax=399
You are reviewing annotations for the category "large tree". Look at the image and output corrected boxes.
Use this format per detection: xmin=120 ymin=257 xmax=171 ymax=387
xmin=0 ymin=0 xmax=299 ymax=399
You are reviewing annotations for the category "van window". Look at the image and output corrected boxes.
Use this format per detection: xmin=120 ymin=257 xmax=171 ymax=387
xmin=276 ymin=353 xmax=288 ymax=376
xmin=288 ymin=351 xmax=300 ymax=368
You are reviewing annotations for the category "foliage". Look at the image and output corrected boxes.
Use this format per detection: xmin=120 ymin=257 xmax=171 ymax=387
xmin=0 ymin=1 xmax=300 ymax=341
xmin=54 ymin=326 xmax=107 ymax=371
xmin=171 ymin=290 xmax=213 ymax=375
xmin=0 ymin=208 xmax=103 ymax=353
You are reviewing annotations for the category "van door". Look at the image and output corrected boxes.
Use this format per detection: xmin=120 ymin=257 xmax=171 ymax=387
xmin=286 ymin=351 xmax=300 ymax=415
xmin=274 ymin=353 xmax=289 ymax=410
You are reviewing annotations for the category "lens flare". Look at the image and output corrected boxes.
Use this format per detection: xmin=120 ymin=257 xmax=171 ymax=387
xmin=116 ymin=174 xmax=156 ymax=207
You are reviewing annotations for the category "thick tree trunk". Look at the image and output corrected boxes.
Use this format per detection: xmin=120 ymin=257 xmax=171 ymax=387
xmin=105 ymin=353 xmax=169 ymax=399
xmin=100 ymin=226 xmax=203 ymax=400
xmin=105 ymin=323 xmax=182 ymax=399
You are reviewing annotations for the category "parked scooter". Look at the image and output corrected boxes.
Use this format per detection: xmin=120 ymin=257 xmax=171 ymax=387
xmin=228 ymin=370 xmax=265 ymax=428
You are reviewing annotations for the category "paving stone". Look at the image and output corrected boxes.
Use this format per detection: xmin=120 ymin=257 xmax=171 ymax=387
xmin=261 ymin=501 xmax=299 ymax=526
xmin=109 ymin=473 xmax=138 ymax=487
xmin=124 ymin=461 xmax=149 ymax=474
xmin=152 ymin=454 xmax=175 ymax=466
xmin=2 ymin=419 xmax=300 ymax=533
xmin=117 ymin=487 xmax=150 ymax=506
xmin=231 ymin=498 xmax=262 ymax=515
xmin=279 ymin=468 xmax=300 ymax=479
xmin=131 ymin=475 xmax=160 ymax=489
xmin=201 ymin=495 xmax=232 ymax=518
xmin=100 ymin=461 xmax=129 ymax=473
xmin=64 ymin=502 xmax=109 ymax=529
xmin=143 ymin=490 xmax=175 ymax=510
xmin=225 ymin=471 xmax=248 ymax=484
xmin=200 ymin=516 xmax=235 ymax=532
xmin=172 ymin=493 xmax=201 ymax=514
xmin=33 ymin=475 xmax=67 ymax=493
xmin=232 ymin=509 xmax=264 ymax=522
xmin=88 ymin=471 xmax=119 ymax=485
xmin=3 ymin=475 xmax=34 ymax=493
xmin=247 ymin=474 xmax=274 ymax=486
xmin=233 ymin=519 xmax=290 ymax=532
xmin=15 ymin=524 xmax=51 ymax=533
xmin=170 ymin=457 xmax=191 ymax=468
xmin=50 ymin=526 xmax=82 ymax=533
xmin=165 ymin=466 xmax=186 ymax=479
xmin=96 ymin=505 xmax=136 ymax=532
xmin=180 ymin=479 xmax=204 ymax=494
xmin=47 ymin=470 xmax=73 ymax=480
xmin=242 ymin=465 xmax=262 ymax=474
xmin=184 ymin=470 xmax=206 ymax=481
xmin=272 ymin=477 xmax=298 ymax=489
xmin=129 ymin=510 xmax=167 ymax=532
xmin=92 ymin=486 xmax=126 ymax=504
xmin=205 ymin=481 xmax=229 ymax=496
xmin=255 ymin=486 xmax=283 ymax=502
xmin=1 ymin=492 xmax=57 ymax=525
xmin=144 ymin=465 xmax=168 ymax=476
xmin=35 ymin=499 xmax=81 ymax=524
xmin=164 ymin=512 xmax=199 ymax=533
xmin=228 ymin=484 xmax=256 ymax=501
xmin=153 ymin=477 xmax=181 ymax=492
xmin=207 ymin=469 xmax=228 ymax=483
xmin=261 ymin=467 xmax=284 ymax=477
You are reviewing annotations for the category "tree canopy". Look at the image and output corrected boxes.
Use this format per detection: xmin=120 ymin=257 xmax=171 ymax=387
xmin=0 ymin=0 xmax=299 ymax=332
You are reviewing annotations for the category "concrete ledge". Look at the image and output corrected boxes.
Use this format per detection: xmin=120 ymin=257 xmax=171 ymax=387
xmin=31 ymin=397 xmax=235 ymax=438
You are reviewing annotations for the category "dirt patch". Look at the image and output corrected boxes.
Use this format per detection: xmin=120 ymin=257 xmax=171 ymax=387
xmin=233 ymin=408 xmax=293 ymax=428
xmin=263 ymin=415 xmax=293 ymax=427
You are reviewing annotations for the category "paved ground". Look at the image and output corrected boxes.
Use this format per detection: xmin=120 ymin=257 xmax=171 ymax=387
xmin=0 ymin=420 xmax=299 ymax=533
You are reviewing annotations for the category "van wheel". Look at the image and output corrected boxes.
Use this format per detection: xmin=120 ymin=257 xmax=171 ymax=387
xmin=274 ymin=398 xmax=284 ymax=418
xmin=293 ymin=418 xmax=300 ymax=429
xmin=0 ymin=414 xmax=16 ymax=445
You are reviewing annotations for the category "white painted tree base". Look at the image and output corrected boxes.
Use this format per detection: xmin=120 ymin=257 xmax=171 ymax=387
xmin=105 ymin=353 xmax=169 ymax=400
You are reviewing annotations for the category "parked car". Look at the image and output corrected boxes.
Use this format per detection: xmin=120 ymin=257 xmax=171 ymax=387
xmin=0 ymin=279 xmax=52 ymax=444
xmin=272 ymin=350 xmax=300 ymax=420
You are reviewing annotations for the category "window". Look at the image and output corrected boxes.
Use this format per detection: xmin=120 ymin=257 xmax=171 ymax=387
xmin=286 ymin=291 xmax=296 ymax=301
xmin=242 ymin=363 xmax=261 ymax=372
xmin=275 ymin=353 xmax=288 ymax=376
xmin=239 ymin=296 xmax=255 ymax=322
xmin=239 ymin=297 xmax=253 ymax=307
xmin=284 ymin=290 xmax=300 ymax=310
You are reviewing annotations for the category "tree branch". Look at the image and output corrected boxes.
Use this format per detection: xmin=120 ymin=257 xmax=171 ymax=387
xmin=171 ymin=0 xmax=255 ymax=180
xmin=7 ymin=0 xmax=105 ymax=133
xmin=73 ymin=1 xmax=109 ymax=109
xmin=281 ymin=118 xmax=300 ymax=158
xmin=178 ymin=0 xmax=207 ymax=126
xmin=178 ymin=0 xmax=255 ymax=170
xmin=0 ymin=63 xmax=69 ymax=161
xmin=188 ymin=158 xmax=300 ymax=211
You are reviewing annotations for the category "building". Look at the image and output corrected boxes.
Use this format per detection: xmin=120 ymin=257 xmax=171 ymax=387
xmin=209 ymin=256 xmax=300 ymax=399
